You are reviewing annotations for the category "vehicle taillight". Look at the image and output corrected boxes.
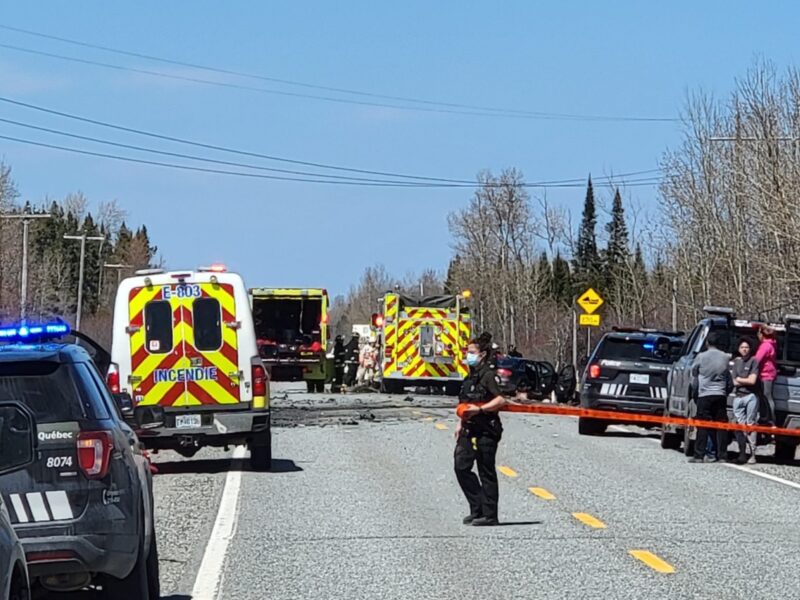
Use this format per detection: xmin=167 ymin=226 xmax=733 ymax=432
xmin=385 ymin=346 xmax=393 ymax=357
xmin=589 ymin=364 xmax=602 ymax=379
xmin=106 ymin=363 xmax=120 ymax=394
xmin=497 ymin=368 xmax=513 ymax=378
xmin=77 ymin=432 xmax=113 ymax=480
xmin=252 ymin=364 xmax=267 ymax=397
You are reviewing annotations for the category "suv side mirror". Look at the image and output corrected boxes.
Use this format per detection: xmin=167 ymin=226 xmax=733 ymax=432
xmin=134 ymin=405 xmax=165 ymax=430
xmin=0 ymin=402 xmax=37 ymax=476
xmin=112 ymin=392 xmax=134 ymax=419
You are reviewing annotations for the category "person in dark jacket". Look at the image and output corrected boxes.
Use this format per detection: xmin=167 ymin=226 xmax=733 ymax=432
xmin=343 ymin=333 xmax=360 ymax=388
xmin=332 ymin=335 xmax=346 ymax=391
xmin=454 ymin=332 xmax=508 ymax=526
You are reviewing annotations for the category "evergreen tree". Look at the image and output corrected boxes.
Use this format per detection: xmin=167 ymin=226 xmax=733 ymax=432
xmin=552 ymin=252 xmax=573 ymax=306
xmin=444 ymin=255 xmax=462 ymax=294
xmin=535 ymin=252 xmax=553 ymax=300
xmin=573 ymin=176 xmax=601 ymax=290
xmin=604 ymin=188 xmax=630 ymax=282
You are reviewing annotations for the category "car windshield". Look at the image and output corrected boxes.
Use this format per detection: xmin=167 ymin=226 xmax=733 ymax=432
xmin=595 ymin=337 xmax=673 ymax=363
xmin=0 ymin=361 xmax=95 ymax=424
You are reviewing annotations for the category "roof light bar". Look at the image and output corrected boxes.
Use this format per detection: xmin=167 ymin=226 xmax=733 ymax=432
xmin=0 ymin=321 xmax=70 ymax=342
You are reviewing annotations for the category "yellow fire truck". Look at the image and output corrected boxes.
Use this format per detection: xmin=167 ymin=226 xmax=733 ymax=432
xmin=373 ymin=292 xmax=471 ymax=395
xmin=250 ymin=288 xmax=329 ymax=392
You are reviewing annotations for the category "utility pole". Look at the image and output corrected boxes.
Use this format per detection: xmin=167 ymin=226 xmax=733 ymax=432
xmin=0 ymin=211 xmax=51 ymax=320
xmin=64 ymin=233 xmax=105 ymax=331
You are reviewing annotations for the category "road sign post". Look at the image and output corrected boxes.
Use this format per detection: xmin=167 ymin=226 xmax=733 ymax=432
xmin=576 ymin=287 xmax=604 ymax=356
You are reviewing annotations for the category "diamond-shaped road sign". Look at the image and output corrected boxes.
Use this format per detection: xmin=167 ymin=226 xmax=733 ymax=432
xmin=577 ymin=288 xmax=604 ymax=314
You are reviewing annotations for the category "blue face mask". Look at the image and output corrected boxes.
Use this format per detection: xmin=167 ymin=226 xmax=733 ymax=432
xmin=466 ymin=352 xmax=480 ymax=367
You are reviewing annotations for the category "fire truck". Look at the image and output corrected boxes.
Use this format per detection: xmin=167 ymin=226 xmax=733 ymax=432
xmin=250 ymin=287 xmax=329 ymax=392
xmin=373 ymin=291 xmax=471 ymax=395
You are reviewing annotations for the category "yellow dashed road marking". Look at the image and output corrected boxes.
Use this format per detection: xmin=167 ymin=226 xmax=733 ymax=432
xmin=629 ymin=550 xmax=675 ymax=574
xmin=498 ymin=466 xmax=518 ymax=478
xmin=572 ymin=512 xmax=607 ymax=529
xmin=434 ymin=423 xmax=448 ymax=430
xmin=529 ymin=487 xmax=556 ymax=500
xmin=422 ymin=417 xmax=434 ymax=421
xmin=412 ymin=410 xmax=423 ymax=416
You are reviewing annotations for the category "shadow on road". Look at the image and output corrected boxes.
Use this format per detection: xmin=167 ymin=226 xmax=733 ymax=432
xmin=498 ymin=521 xmax=543 ymax=526
xmin=154 ymin=457 xmax=303 ymax=475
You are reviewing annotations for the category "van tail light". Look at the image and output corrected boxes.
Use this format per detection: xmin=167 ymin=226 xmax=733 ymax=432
xmin=77 ymin=432 xmax=113 ymax=480
xmin=252 ymin=364 xmax=267 ymax=397
xmin=589 ymin=364 xmax=602 ymax=379
xmin=496 ymin=368 xmax=513 ymax=379
xmin=385 ymin=346 xmax=393 ymax=357
xmin=106 ymin=363 xmax=120 ymax=394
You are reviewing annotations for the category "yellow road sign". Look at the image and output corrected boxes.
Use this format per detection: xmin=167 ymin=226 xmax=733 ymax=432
xmin=579 ymin=313 xmax=601 ymax=327
xmin=577 ymin=288 xmax=604 ymax=314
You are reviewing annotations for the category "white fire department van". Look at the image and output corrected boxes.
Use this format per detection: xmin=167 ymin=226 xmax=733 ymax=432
xmin=108 ymin=266 xmax=272 ymax=469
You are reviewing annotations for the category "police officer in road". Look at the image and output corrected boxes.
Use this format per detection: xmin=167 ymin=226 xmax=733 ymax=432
xmin=455 ymin=332 xmax=508 ymax=526
xmin=343 ymin=332 xmax=360 ymax=388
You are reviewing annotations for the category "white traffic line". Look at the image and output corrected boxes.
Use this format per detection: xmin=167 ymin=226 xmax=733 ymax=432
xmin=191 ymin=445 xmax=247 ymax=600
xmin=608 ymin=424 xmax=659 ymax=443
xmin=722 ymin=462 xmax=800 ymax=490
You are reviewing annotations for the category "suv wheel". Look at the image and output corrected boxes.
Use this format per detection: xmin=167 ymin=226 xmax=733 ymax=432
xmin=146 ymin=526 xmax=160 ymax=600
xmin=578 ymin=417 xmax=606 ymax=435
xmin=9 ymin=563 xmax=30 ymax=600
xmin=660 ymin=427 xmax=682 ymax=451
xmin=104 ymin=511 xmax=151 ymax=600
xmin=775 ymin=441 xmax=797 ymax=463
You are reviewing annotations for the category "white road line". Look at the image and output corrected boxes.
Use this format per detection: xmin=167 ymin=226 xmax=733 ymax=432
xmin=608 ymin=424 xmax=660 ymax=443
xmin=722 ymin=463 xmax=800 ymax=490
xmin=191 ymin=445 xmax=247 ymax=600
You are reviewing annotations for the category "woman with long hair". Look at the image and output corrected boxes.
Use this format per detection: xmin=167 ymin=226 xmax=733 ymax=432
xmin=755 ymin=325 xmax=778 ymax=426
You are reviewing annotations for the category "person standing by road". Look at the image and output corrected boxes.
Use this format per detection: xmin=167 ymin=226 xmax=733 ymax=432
xmin=332 ymin=335 xmax=346 ymax=392
xmin=754 ymin=325 xmax=778 ymax=426
xmin=343 ymin=333 xmax=360 ymax=389
xmin=732 ymin=337 xmax=759 ymax=464
xmin=455 ymin=333 xmax=508 ymax=526
xmin=689 ymin=331 xmax=733 ymax=463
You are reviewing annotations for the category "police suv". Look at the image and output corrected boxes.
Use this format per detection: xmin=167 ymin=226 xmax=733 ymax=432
xmin=662 ymin=307 xmax=800 ymax=461
xmin=0 ymin=322 xmax=160 ymax=598
xmin=578 ymin=327 xmax=685 ymax=435
xmin=109 ymin=266 xmax=272 ymax=469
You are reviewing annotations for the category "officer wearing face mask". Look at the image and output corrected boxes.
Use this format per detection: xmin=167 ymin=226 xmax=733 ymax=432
xmin=454 ymin=332 xmax=508 ymax=526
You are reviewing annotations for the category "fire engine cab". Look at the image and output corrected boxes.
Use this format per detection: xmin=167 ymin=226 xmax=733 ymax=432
xmin=108 ymin=266 xmax=272 ymax=469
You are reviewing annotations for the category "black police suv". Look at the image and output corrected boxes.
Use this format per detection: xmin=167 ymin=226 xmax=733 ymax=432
xmin=0 ymin=322 xmax=161 ymax=598
xmin=578 ymin=327 xmax=685 ymax=435
xmin=663 ymin=307 xmax=800 ymax=461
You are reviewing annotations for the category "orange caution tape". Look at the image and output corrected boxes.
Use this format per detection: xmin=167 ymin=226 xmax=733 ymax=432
xmin=455 ymin=402 xmax=800 ymax=437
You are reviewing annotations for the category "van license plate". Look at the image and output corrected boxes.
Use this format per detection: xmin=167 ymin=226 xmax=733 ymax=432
xmin=175 ymin=414 xmax=202 ymax=429
xmin=630 ymin=374 xmax=650 ymax=385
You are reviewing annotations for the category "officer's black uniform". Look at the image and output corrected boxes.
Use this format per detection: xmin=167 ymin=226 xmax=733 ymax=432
xmin=454 ymin=361 xmax=504 ymax=524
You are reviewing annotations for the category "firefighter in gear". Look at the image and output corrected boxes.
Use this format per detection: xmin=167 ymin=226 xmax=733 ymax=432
xmin=343 ymin=333 xmax=360 ymax=389
xmin=454 ymin=333 xmax=508 ymax=527
xmin=332 ymin=335 xmax=346 ymax=392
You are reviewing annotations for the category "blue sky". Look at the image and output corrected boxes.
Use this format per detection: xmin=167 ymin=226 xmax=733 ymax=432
xmin=0 ymin=1 xmax=797 ymax=296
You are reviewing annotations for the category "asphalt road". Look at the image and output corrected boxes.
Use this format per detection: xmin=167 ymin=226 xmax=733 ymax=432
xmin=45 ymin=382 xmax=800 ymax=599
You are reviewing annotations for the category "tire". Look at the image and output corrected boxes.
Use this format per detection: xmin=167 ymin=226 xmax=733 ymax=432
xmin=250 ymin=436 xmax=272 ymax=471
xmin=315 ymin=380 xmax=325 ymax=393
xmin=146 ymin=526 xmax=160 ymax=600
xmin=9 ymin=564 xmax=30 ymax=600
xmin=775 ymin=442 xmax=797 ymax=463
xmin=683 ymin=427 xmax=695 ymax=457
xmin=445 ymin=382 xmax=461 ymax=397
xmin=104 ymin=511 xmax=150 ymax=600
xmin=660 ymin=428 xmax=682 ymax=451
xmin=176 ymin=446 xmax=199 ymax=459
xmin=381 ymin=380 xmax=403 ymax=395
xmin=306 ymin=380 xmax=315 ymax=393
xmin=578 ymin=417 xmax=606 ymax=435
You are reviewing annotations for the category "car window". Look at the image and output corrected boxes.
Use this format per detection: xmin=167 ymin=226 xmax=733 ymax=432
xmin=707 ymin=324 xmax=760 ymax=354
xmin=595 ymin=337 xmax=674 ymax=363
xmin=145 ymin=300 xmax=173 ymax=354
xmin=0 ymin=361 xmax=99 ymax=423
xmin=81 ymin=362 xmax=124 ymax=421
xmin=193 ymin=297 xmax=222 ymax=351
xmin=72 ymin=364 xmax=111 ymax=420
xmin=682 ymin=325 xmax=703 ymax=356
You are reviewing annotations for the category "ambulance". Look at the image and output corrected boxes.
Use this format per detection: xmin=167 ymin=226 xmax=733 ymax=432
xmin=108 ymin=265 xmax=272 ymax=469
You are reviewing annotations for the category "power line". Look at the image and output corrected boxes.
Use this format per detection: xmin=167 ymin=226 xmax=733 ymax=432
xmin=0 ymin=39 xmax=678 ymax=124
xmin=0 ymin=95 xmax=662 ymax=187
xmin=0 ymin=132 xmax=662 ymax=188
xmin=0 ymin=23 xmax=679 ymax=123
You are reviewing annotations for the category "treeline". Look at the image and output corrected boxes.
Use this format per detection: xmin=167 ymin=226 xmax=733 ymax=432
xmin=0 ymin=164 xmax=159 ymax=347
xmin=335 ymin=61 xmax=797 ymax=367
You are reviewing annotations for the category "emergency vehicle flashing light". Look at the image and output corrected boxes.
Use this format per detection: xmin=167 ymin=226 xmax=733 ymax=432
xmin=461 ymin=289 xmax=472 ymax=299
xmin=0 ymin=321 xmax=70 ymax=342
